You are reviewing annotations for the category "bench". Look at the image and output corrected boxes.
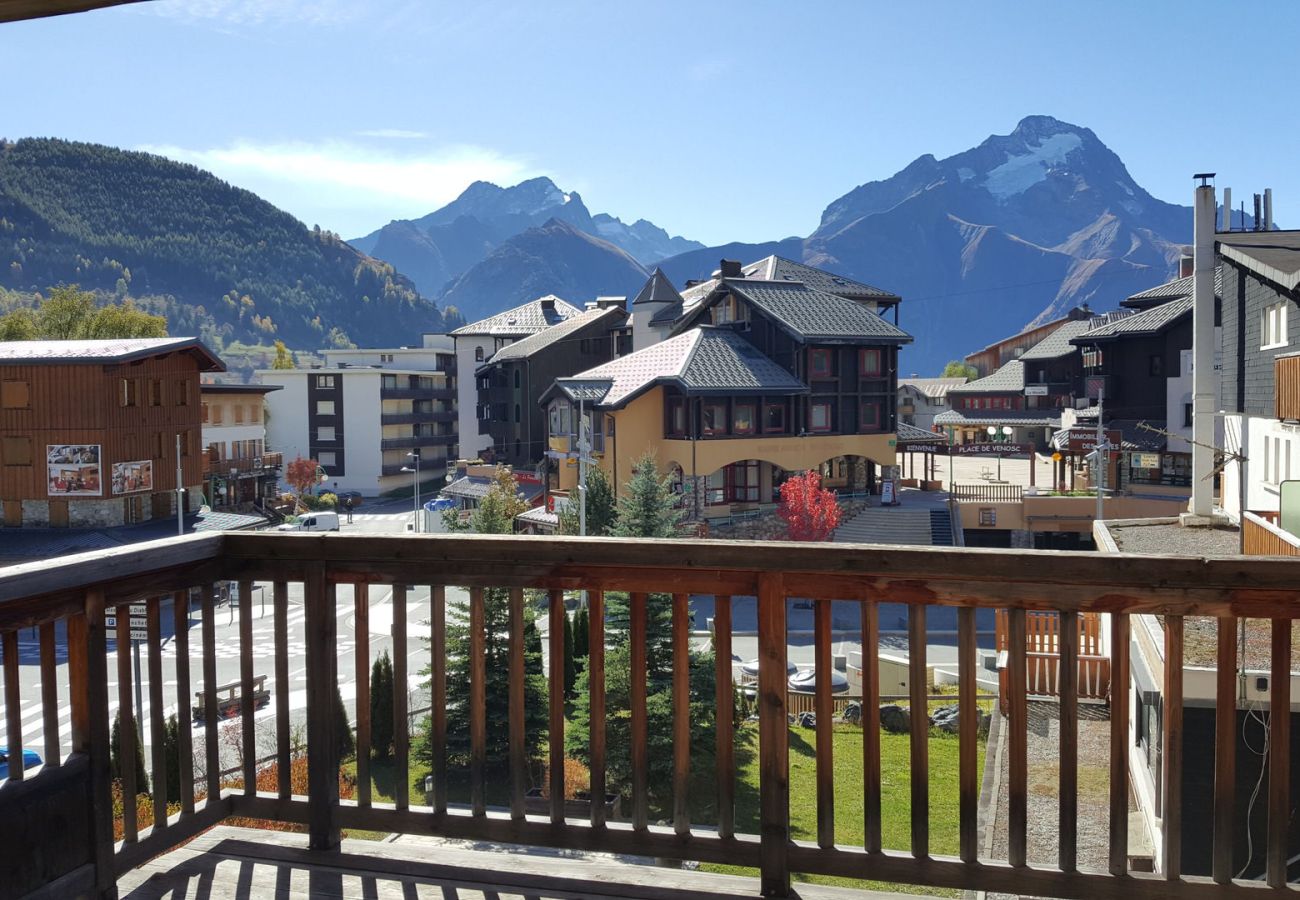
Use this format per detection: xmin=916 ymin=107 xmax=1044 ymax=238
xmin=195 ymin=674 xmax=270 ymax=721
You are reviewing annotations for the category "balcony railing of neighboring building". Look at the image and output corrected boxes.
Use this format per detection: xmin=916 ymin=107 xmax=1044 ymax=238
xmin=1276 ymin=355 xmax=1300 ymax=422
xmin=380 ymin=386 xmax=456 ymax=401
xmin=203 ymin=450 xmax=283 ymax=476
xmin=2 ymin=534 xmax=1297 ymax=898
xmin=1244 ymin=509 xmax=1300 ymax=556
xmin=380 ymin=457 xmax=449 ymax=477
xmin=381 ymin=412 xmax=456 ymax=426
xmin=550 ymin=431 xmax=604 ymax=455
xmin=380 ymin=435 xmax=453 ymax=451
xmin=951 ymin=482 xmax=1024 ymax=503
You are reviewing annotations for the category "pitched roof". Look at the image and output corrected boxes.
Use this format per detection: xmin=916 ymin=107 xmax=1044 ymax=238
xmin=546 ymin=326 xmax=807 ymax=410
xmin=450 ymin=296 xmax=582 ymax=337
xmin=482 ymin=306 xmax=627 ymax=365
xmin=947 ymin=359 xmax=1025 ymax=394
xmin=895 ymin=421 xmax=944 ymax=443
xmin=200 ymin=382 xmax=282 ymax=394
xmin=1217 ymin=231 xmax=1300 ymax=291
xmin=631 ymin=268 xmax=683 ymax=307
xmin=1072 ymin=296 xmax=1192 ymax=343
xmin=741 ymin=256 xmax=900 ymax=302
xmin=1123 ymin=266 xmax=1222 ymax=309
xmin=0 ymin=337 xmax=224 ymax=370
xmin=440 ymin=475 xmax=544 ymax=503
xmin=898 ymin=377 xmax=967 ymax=399
xmin=933 ymin=408 xmax=1062 ymax=427
xmin=698 ymin=279 xmax=912 ymax=343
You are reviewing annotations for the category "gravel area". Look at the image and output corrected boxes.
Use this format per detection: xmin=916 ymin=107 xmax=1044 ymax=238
xmin=984 ymin=701 xmax=1132 ymax=899
xmin=1106 ymin=520 xmax=1239 ymax=556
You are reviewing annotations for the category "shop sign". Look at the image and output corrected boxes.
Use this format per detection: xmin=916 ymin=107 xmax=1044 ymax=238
xmin=953 ymin=443 xmax=1031 ymax=456
xmin=1065 ymin=428 xmax=1121 ymax=452
xmin=1131 ymin=452 xmax=1161 ymax=469
xmin=1024 ymin=385 xmax=1050 ymax=396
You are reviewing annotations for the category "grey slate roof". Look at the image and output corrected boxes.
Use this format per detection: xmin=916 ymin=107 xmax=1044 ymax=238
xmin=898 ymin=377 xmax=966 ymax=399
xmin=1072 ymin=296 xmax=1192 ymax=343
xmin=1122 ymin=267 xmax=1222 ymax=309
xmin=546 ymin=326 xmax=807 ymax=410
xmin=0 ymin=337 xmax=225 ymax=370
xmin=201 ymin=382 xmax=282 ymax=394
xmin=441 ymin=475 xmax=544 ymax=503
xmin=712 ymin=280 xmax=912 ymax=343
xmin=450 ymin=296 xmax=582 ymax=337
xmin=947 ymin=359 xmax=1025 ymax=394
xmin=631 ymin=268 xmax=683 ymax=307
xmin=1018 ymin=318 xmax=1106 ymax=360
xmin=895 ymin=421 xmax=943 ymax=443
xmin=1217 ymin=231 xmax=1300 ymax=291
xmin=483 ymin=306 xmax=626 ymax=365
xmin=741 ymin=256 xmax=900 ymax=302
xmin=933 ymin=409 xmax=1061 ymax=427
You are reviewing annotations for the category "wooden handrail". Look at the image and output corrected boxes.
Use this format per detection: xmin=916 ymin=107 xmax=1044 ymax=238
xmin=2 ymin=533 xmax=1300 ymax=898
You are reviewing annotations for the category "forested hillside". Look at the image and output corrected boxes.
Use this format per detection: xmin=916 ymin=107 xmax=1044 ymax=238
xmin=0 ymin=138 xmax=453 ymax=353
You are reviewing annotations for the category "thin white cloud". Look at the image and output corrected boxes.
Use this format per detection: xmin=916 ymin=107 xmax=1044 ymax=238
xmin=144 ymin=0 xmax=364 ymax=28
xmin=136 ymin=139 xmax=537 ymax=235
xmin=355 ymin=129 xmax=429 ymax=140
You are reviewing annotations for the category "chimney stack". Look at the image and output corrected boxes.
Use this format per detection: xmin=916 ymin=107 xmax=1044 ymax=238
xmin=1265 ymin=188 xmax=1273 ymax=231
xmin=1190 ymin=174 xmax=1216 ymax=519
xmin=719 ymin=259 xmax=743 ymax=279
xmin=1222 ymin=187 xmax=1232 ymax=231
xmin=1254 ymin=194 xmax=1263 ymax=231
xmin=1179 ymin=255 xmax=1194 ymax=278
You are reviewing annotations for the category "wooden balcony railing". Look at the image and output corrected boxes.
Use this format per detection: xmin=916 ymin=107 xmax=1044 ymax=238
xmin=1276 ymin=355 xmax=1300 ymax=422
xmin=203 ymin=450 xmax=283 ymax=476
xmin=2 ymin=535 xmax=1300 ymax=898
xmin=994 ymin=609 xmax=1110 ymax=706
xmin=1244 ymin=510 xmax=1300 ymax=556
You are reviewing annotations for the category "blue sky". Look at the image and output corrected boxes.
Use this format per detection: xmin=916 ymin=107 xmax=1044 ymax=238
xmin=2 ymin=1 xmax=1296 ymax=246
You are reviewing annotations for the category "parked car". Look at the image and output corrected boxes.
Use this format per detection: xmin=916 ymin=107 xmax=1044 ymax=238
xmin=336 ymin=491 xmax=363 ymax=508
xmin=276 ymin=511 xmax=340 ymax=532
xmin=0 ymin=747 xmax=41 ymax=779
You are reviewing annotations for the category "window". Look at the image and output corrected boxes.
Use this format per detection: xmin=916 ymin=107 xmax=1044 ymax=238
xmin=1 ymin=380 xmax=30 ymax=409
xmin=120 ymin=378 xmax=138 ymax=407
xmin=809 ymin=402 xmax=832 ymax=433
xmin=233 ymin=404 xmax=245 ymax=424
xmin=764 ymin=402 xmax=786 ymax=434
xmin=1263 ymin=302 xmax=1290 ymax=349
xmin=809 ymin=349 xmax=832 ymax=379
xmin=514 ymin=370 xmax=521 ymax=389
xmin=733 ymin=403 xmax=755 ymax=435
xmin=317 ymin=450 xmax=336 ymax=467
xmin=177 ymin=380 xmax=191 ymax=406
xmin=316 ymin=399 xmax=335 ymax=416
xmin=181 ymin=431 xmax=192 ymax=457
xmin=316 ymin=374 xmax=336 ymax=388
xmin=859 ymin=401 xmax=881 ymax=432
xmin=1149 ymin=355 xmax=1164 ymax=377
xmin=726 ymin=460 xmax=760 ymax=502
xmin=317 ymin=426 xmax=336 ymax=441
xmin=201 ymin=402 xmax=210 ymax=423
xmin=250 ymin=404 xmax=261 ymax=424
xmin=154 ymin=432 xmax=164 ymax=459
xmin=860 ymin=348 xmax=882 ymax=377
xmin=149 ymin=379 xmax=163 ymax=406
xmin=1 ymin=435 xmax=31 ymax=465
xmin=1184 ymin=403 xmax=1193 ymax=427
xmin=514 ymin=403 xmax=521 ymax=423
xmin=1266 ymin=436 xmax=1293 ymax=484
xmin=668 ymin=398 xmax=687 ymax=437
xmin=382 ymin=374 xmax=398 ymax=390
xmin=475 ymin=346 xmax=484 ymax=362
xmin=702 ymin=402 xmax=728 ymax=436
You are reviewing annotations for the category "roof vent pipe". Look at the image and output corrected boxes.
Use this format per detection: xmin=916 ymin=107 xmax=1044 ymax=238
xmin=1190 ymin=174 xmax=1217 ymax=518
xmin=1265 ymin=188 xmax=1273 ymax=231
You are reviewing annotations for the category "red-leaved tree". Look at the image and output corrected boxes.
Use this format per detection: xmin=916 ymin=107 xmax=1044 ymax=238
xmin=777 ymin=470 xmax=842 ymax=541
xmin=285 ymin=456 xmax=320 ymax=496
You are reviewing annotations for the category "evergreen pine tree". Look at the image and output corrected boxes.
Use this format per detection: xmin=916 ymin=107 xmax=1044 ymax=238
xmin=334 ymin=683 xmax=355 ymax=761
xmin=572 ymin=606 xmax=589 ymax=663
xmin=611 ymin=453 xmax=682 ymax=539
xmin=370 ymin=649 xmax=396 ymax=759
xmin=557 ymin=465 xmax=617 ymax=536
xmin=163 ymin=713 xmax=182 ymax=803
xmin=562 ymin=608 xmax=577 ymax=700
xmin=110 ymin=708 xmax=150 ymax=795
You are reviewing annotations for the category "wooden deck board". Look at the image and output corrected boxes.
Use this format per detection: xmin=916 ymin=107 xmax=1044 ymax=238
xmin=115 ymin=826 xmax=919 ymax=900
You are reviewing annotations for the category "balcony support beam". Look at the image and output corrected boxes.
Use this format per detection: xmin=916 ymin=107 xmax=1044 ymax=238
xmin=757 ymin=572 xmax=789 ymax=897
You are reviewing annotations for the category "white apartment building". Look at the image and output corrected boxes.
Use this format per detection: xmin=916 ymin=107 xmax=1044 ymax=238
xmin=258 ymin=335 xmax=457 ymax=496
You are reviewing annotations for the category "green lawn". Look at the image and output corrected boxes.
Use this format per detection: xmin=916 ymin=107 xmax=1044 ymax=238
xmin=350 ymin=718 xmax=985 ymax=896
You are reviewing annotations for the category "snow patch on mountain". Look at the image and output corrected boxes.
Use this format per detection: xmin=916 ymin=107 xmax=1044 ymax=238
xmin=983 ymin=132 xmax=1083 ymax=200
xmin=957 ymin=167 xmax=975 ymax=182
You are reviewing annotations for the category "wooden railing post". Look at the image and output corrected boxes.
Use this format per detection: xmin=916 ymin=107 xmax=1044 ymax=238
xmin=305 ymin=564 xmax=340 ymax=852
xmin=757 ymin=572 xmax=789 ymax=897
xmin=69 ymin=589 xmax=116 ymax=899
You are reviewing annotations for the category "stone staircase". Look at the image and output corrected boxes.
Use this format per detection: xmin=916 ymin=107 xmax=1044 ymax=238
xmin=833 ymin=507 xmax=936 ymax=546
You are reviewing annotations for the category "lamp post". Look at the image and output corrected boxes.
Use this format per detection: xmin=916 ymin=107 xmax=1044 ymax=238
xmin=400 ymin=449 xmax=421 ymax=533
xmin=986 ymin=425 xmax=1012 ymax=482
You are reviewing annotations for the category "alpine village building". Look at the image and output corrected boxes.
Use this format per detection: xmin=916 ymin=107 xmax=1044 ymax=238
xmin=541 ymin=258 xmax=912 ymax=520
xmin=0 ymin=337 xmax=222 ymax=528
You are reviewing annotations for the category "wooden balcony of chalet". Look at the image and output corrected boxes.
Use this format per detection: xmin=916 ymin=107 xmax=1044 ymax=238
xmin=2 ymin=533 xmax=1300 ymax=899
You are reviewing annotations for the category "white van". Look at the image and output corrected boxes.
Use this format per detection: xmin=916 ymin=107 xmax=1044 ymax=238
xmin=276 ymin=511 xmax=340 ymax=532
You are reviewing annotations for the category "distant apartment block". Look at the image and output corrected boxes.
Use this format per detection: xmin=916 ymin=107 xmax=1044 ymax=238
xmin=0 ymin=337 xmax=221 ymax=528
xmin=259 ymin=336 xmax=456 ymax=496
xmin=200 ymin=382 xmax=282 ymax=509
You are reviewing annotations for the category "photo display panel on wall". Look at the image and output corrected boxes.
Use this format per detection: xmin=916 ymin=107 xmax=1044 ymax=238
xmin=47 ymin=444 xmax=102 ymax=496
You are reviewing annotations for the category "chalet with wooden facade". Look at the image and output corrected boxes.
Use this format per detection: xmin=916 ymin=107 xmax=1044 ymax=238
xmin=0 ymin=337 xmax=222 ymax=528
xmin=199 ymin=382 xmax=282 ymax=510
xmin=474 ymin=302 xmax=628 ymax=468
xmin=543 ymin=260 xmax=911 ymax=518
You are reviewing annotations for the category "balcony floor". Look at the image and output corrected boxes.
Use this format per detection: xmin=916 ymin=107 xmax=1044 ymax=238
xmin=117 ymin=825 xmax=917 ymax=900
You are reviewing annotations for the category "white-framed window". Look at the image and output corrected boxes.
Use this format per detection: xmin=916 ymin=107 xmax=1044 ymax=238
xmin=316 ymin=399 xmax=335 ymax=415
xmin=1262 ymin=302 xmax=1289 ymax=350
xmin=317 ymin=450 xmax=336 ymax=466
xmin=317 ymin=425 xmax=336 ymax=442
xmin=316 ymin=374 xmax=336 ymax=388
xmin=1264 ymin=435 xmax=1293 ymax=485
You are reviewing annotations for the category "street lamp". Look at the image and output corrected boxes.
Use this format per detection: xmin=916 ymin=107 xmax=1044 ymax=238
xmin=986 ymin=425 xmax=1012 ymax=482
xmin=400 ymin=449 xmax=421 ymax=532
